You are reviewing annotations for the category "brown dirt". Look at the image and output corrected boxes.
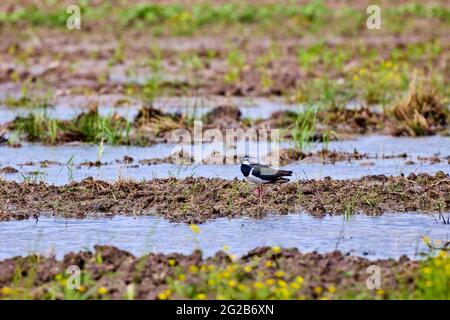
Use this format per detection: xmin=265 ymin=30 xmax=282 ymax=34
xmin=0 ymin=172 xmax=448 ymax=223
xmin=0 ymin=245 xmax=419 ymax=300
xmin=0 ymin=166 xmax=18 ymax=174
xmin=0 ymin=0 xmax=448 ymax=103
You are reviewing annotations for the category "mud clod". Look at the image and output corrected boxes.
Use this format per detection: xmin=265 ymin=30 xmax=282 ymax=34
xmin=0 ymin=166 xmax=19 ymax=174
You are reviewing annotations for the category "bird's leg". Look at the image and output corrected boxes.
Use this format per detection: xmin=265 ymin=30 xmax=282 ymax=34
xmin=254 ymin=186 xmax=260 ymax=198
xmin=259 ymin=185 xmax=263 ymax=203
xmin=260 ymin=185 xmax=266 ymax=197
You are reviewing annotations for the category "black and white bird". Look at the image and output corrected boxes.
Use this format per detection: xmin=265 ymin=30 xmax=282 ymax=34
xmin=240 ymin=157 xmax=293 ymax=200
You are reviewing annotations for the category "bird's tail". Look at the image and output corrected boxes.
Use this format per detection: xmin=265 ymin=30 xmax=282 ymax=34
xmin=277 ymin=170 xmax=293 ymax=177
xmin=274 ymin=177 xmax=290 ymax=184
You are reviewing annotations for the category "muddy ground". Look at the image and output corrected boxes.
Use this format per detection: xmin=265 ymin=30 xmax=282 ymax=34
xmin=0 ymin=245 xmax=425 ymax=300
xmin=0 ymin=2 xmax=448 ymax=99
xmin=0 ymin=1 xmax=449 ymax=301
xmin=0 ymin=1 xmax=449 ymax=146
xmin=0 ymin=172 xmax=448 ymax=223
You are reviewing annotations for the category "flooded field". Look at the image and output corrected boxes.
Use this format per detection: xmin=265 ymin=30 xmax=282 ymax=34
xmin=0 ymin=0 xmax=449 ymax=301
xmin=1 ymin=213 xmax=448 ymax=260
xmin=1 ymin=135 xmax=449 ymax=184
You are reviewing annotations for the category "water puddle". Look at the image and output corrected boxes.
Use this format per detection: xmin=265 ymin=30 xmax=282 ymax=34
xmin=315 ymin=135 xmax=450 ymax=158
xmin=0 ymin=95 xmax=299 ymax=124
xmin=0 ymin=213 xmax=447 ymax=260
xmin=0 ymin=135 xmax=449 ymax=185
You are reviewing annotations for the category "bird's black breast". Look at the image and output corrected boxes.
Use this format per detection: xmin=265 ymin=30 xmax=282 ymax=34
xmin=240 ymin=164 xmax=252 ymax=177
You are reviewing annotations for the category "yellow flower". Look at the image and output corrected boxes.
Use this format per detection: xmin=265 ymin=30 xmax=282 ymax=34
xmin=158 ymin=291 xmax=168 ymax=300
xmin=423 ymin=267 xmax=432 ymax=275
xmin=59 ymin=279 xmax=67 ymax=287
xmin=314 ymin=286 xmax=323 ymax=294
xmin=230 ymin=254 xmax=237 ymax=261
xmin=266 ymin=278 xmax=275 ymax=286
xmin=353 ymin=75 xmax=359 ymax=81
xmin=272 ymin=246 xmax=281 ymax=254
xmin=168 ymin=259 xmax=176 ymax=266
xmin=264 ymin=261 xmax=273 ymax=268
xmin=208 ymin=279 xmax=216 ymax=286
xmin=189 ymin=265 xmax=199 ymax=273
xmin=376 ymin=289 xmax=384 ymax=295
xmin=207 ymin=265 xmax=215 ymax=272
xmin=275 ymin=271 xmax=284 ymax=278
xmin=1 ymin=287 xmax=12 ymax=295
xmin=228 ymin=280 xmax=237 ymax=287
xmin=295 ymin=276 xmax=304 ymax=284
xmin=200 ymin=265 xmax=207 ymax=272
xmin=244 ymin=265 xmax=252 ymax=273
xmin=253 ymin=281 xmax=264 ymax=289
xmin=277 ymin=280 xmax=287 ymax=288
xmin=223 ymin=245 xmax=230 ymax=251
xmin=328 ymin=285 xmax=336 ymax=293
xmin=54 ymin=274 xmax=63 ymax=281
xmin=97 ymin=287 xmax=108 ymax=295
xmin=290 ymin=282 xmax=301 ymax=290
xmin=226 ymin=264 xmax=237 ymax=272
xmin=238 ymin=284 xmax=247 ymax=291
xmin=178 ymin=274 xmax=186 ymax=281
xmin=279 ymin=288 xmax=290 ymax=299
xmin=196 ymin=293 xmax=206 ymax=300
xmin=425 ymin=281 xmax=432 ymax=287
xmin=190 ymin=224 xmax=200 ymax=234
xmin=78 ymin=285 xmax=87 ymax=293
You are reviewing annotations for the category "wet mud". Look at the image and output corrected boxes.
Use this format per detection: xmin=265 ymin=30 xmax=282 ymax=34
xmin=0 ymin=172 xmax=448 ymax=223
xmin=0 ymin=245 xmax=426 ymax=300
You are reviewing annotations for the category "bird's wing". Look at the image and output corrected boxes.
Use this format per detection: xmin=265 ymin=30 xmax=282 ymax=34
xmin=251 ymin=163 xmax=291 ymax=179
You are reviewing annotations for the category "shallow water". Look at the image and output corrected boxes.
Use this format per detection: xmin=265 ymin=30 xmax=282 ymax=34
xmin=4 ymin=159 xmax=448 ymax=185
xmin=0 ymin=135 xmax=449 ymax=185
xmin=0 ymin=213 xmax=448 ymax=260
xmin=0 ymin=95 xmax=298 ymax=124
xmin=316 ymin=135 xmax=450 ymax=158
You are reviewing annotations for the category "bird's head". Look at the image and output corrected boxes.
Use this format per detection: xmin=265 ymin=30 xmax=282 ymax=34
xmin=241 ymin=156 xmax=250 ymax=166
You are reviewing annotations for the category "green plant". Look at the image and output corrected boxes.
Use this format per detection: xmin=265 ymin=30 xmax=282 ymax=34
xmin=224 ymin=48 xmax=245 ymax=84
xmin=292 ymin=104 xmax=317 ymax=150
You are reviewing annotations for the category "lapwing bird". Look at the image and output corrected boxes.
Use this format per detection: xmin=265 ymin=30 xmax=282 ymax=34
xmin=240 ymin=157 xmax=293 ymax=201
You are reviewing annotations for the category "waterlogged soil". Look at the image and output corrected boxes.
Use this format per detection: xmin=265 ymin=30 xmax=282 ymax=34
xmin=0 ymin=245 xmax=421 ymax=300
xmin=2 ymin=102 xmax=449 ymax=146
xmin=0 ymin=172 xmax=448 ymax=223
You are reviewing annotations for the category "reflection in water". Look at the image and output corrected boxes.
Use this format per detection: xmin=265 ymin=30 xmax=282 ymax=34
xmin=0 ymin=213 xmax=448 ymax=260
